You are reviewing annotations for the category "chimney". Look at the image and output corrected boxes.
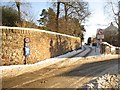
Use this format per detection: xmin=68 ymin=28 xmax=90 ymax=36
xmin=110 ymin=22 xmax=113 ymax=26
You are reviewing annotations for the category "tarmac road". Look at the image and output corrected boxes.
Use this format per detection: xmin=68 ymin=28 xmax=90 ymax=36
xmin=2 ymin=47 xmax=119 ymax=89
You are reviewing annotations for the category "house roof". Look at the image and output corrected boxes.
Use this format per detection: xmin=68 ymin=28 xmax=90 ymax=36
xmin=104 ymin=22 xmax=118 ymax=34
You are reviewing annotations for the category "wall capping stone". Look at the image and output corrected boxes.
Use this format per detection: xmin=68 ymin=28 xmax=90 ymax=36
xmin=0 ymin=26 xmax=79 ymax=39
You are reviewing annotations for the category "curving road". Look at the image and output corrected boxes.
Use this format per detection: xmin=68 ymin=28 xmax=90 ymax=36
xmin=2 ymin=46 xmax=118 ymax=89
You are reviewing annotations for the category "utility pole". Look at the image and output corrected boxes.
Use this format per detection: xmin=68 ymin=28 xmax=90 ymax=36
xmin=118 ymin=1 xmax=120 ymax=47
xmin=118 ymin=1 xmax=120 ymax=74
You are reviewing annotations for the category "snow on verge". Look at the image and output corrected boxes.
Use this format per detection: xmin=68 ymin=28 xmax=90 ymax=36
xmin=1 ymin=47 xmax=84 ymax=78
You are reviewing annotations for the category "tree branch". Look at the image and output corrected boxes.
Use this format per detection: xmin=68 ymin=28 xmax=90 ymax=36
xmin=110 ymin=2 xmax=118 ymax=16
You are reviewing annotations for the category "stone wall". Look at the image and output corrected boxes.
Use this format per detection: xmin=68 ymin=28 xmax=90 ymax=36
xmin=0 ymin=26 xmax=81 ymax=65
xmin=100 ymin=42 xmax=120 ymax=54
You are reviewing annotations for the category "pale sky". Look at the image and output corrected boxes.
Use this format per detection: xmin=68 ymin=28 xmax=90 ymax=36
xmin=84 ymin=0 xmax=118 ymax=43
xmin=30 ymin=0 xmax=115 ymax=43
xmin=84 ymin=1 xmax=107 ymax=43
xmin=1 ymin=0 xmax=118 ymax=43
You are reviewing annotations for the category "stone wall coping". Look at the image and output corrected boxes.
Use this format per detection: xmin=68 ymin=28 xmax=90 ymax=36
xmin=0 ymin=26 xmax=79 ymax=39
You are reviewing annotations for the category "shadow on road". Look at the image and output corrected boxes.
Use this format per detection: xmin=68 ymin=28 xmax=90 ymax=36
xmin=57 ymin=58 xmax=119 ymax=77
xmin=3 ymin=57 xmax=119 ymax=81
xmin=2 ymin=57 xmax=119 ymax=88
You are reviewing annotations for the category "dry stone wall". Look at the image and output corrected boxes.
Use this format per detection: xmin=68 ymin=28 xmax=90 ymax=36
xmin=0 ymin=26 xmax=81 ymax=65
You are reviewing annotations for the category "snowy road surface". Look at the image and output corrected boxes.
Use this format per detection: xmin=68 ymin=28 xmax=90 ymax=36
xmin=2 ymin=46 xmax=119 ymax=88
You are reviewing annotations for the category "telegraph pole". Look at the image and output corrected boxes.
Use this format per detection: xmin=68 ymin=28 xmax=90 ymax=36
xmin=118 ymin=1 xmax=120 ymax=47
xmin=118 ymin=1 xmax=120 ymax=74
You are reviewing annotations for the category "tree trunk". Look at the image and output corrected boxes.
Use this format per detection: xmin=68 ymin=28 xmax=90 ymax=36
xmin=56 ymin=2 xmax=60 ymax=32
xmin=16 ymin=2 xmax=20 ymax=20
xmin=64 ymin=3 xmax=67 ymax=21
xmin=64 ymin=3 xmax=68 ymax=31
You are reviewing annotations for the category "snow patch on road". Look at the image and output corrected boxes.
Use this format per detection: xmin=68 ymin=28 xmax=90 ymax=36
xmin=85 ymin=73 xmax=119 ymax=89
xmin=83 ymin=64 xmax=119 ymax=89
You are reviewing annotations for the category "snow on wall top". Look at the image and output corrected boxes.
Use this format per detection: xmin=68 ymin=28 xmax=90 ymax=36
xmin=0 ymin=26 xmax=79 ymax=39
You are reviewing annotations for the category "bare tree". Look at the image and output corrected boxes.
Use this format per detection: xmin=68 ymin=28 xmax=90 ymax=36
xmin=62 ymin=1 xmax=90 ymax=22
xmin=53 ymin=0 xmax=90 ymax=31
xmin=62 ymin=1 xmax=90 ymax=32
xmin=11 ymin=0 xmax=31 ymax=22
xmin=104 ymin=1 xmax=120 ymax=46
